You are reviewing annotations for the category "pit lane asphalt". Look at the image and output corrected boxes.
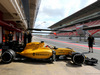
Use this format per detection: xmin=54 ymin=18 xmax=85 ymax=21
xmin=0 ymin=36 xmax=100 ymax=75
xmin=33 ymin=36 xmax=100 ymax=70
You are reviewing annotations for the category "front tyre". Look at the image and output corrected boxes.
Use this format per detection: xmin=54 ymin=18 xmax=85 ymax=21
xmin=72 ymin=53 xmax=85 ymax=65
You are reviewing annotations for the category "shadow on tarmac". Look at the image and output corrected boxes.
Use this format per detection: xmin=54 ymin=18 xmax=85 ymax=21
xmin=13 ymin=58 xmax=54 ymax=65
xmin=0 ymin=58 xmax=54 ymax=65
xmin=56 ymin=57 xmax=83 ymax=67
xmin=66 ymin=61 xmax=82 ymax=67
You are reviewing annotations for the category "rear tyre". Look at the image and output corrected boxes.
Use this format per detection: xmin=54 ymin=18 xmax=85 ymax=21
xmin=1 ymin=49 xmax=15 ymax=64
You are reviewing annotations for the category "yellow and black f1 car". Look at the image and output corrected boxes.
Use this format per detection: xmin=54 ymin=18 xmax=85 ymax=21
xmin=0 ymin=41 xmax=98 ymax=65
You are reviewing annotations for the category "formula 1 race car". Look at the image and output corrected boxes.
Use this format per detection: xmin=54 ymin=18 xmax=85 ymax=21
xmin=0 ymin=41 xmax=98 ymax=65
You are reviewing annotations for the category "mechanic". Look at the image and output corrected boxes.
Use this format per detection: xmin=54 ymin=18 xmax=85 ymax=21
xmin=8 ymin=31 xmax=13 ymax=42
xmin=87 ymin=34 xmax=94 ymax=53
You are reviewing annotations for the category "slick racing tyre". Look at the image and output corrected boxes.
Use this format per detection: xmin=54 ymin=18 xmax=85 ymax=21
xmin=72 ymin=52 xmax=85 ymax=65
xmin=1 ymin=49 xmax=16 ymax=64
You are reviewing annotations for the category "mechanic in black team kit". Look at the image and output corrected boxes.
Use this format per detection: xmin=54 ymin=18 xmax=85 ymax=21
xmin=88 ymin=34 xmax=94 ymax=53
